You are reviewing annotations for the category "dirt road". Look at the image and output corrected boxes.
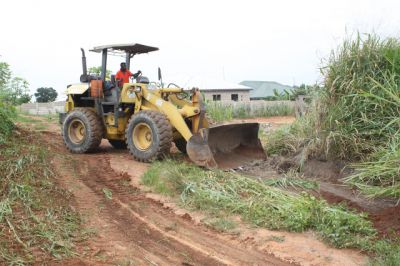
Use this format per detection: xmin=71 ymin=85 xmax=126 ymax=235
xmin=21 ymin=115 xmax=369 ymax=265
xmin=45 ymin=133 xmax=289 ymax=265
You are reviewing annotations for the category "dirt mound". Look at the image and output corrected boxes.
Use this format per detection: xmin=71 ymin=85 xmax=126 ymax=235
xmin=370 ymin=206 xmax=400 ymax=238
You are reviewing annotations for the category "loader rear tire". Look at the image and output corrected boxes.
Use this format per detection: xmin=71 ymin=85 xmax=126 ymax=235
xmin=62 ymin=108 xmax=104 ymax=153
xmin=108 ymin=139 xmax=127 ymax=149
xmin=126 ymin=110 xmax=172 ymax=162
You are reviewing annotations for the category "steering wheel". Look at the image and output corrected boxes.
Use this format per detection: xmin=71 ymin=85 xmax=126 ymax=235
xmin=130 ymin=70 xmax=142 ymax=81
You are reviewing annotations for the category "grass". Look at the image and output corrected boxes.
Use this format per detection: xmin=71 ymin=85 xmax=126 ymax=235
xmin=368 ymin=240 xmax=400 ymax=266
xmin=204 ymin=217 xmax=237 ymax=232
xmin=102 ymin=188 xmax=113 ymax=200
xmin=264 ymin=33 xmax=400 ymax=201
xmin=34 ymin=124 xmax=48 ymax=130
xmin=142 ymin=159 xmax=376 ymax=249
xmin=0 ymin=130 xmax=84 ymax=264
xmin=264 ymin=98 xmax=324 ymax=164
xmin=343 ymin=135 xmax=400 ymax=200
xmin=0 ymin=102 xmax=16 ymax=144
xmin=143 ymin=159 xmax=400 ymax=264
xmin=206 ymin=101 xmax=295 ymax=123
xmin=13 ymin=114 xmax=40 ymax=124
xmin=263 ymin=170 xmax=319 ymax=190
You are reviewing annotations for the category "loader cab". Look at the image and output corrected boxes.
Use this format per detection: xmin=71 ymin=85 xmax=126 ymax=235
xmin=77 ymin=43 xmax=158 ymax=100
xmin=88 ymin=43 xmax=159 ymax=87
xmin=64 ymin=43 xmax=159 ymax=127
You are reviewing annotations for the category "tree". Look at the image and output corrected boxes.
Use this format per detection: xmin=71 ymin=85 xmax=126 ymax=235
xmin=8 ymin=77 xmax=31 ymax=104
xmin=0 ymin=62 xmax=11 ymax=90
xmin=0 ymin=62 xmax=31 ymax=104
xmin=34 ymin=87 xmax=58 ymax=103
xmin=88 ymin=66 xmax=111 ymax=79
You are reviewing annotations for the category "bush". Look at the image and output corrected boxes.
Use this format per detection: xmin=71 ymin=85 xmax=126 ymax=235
xmin=0 ymin=102 xmax=15 ymax=144
xmin=322 ymin=34 xmax=400 ymax=159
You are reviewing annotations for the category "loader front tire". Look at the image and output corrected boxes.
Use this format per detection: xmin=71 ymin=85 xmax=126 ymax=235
xmin=126 ymin=110 xmax=172 ymax=162
xmin=62 ymin=108 xmax=104 ymax=153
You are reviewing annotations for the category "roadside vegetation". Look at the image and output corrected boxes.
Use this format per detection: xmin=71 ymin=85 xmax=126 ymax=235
xmin=265 ymin=34 xmax=400 ymax=201
xmin=143 ymin=160 xmax=376 ymax=249
xmin=263 ymin=83 xmax=320 ymax=101
xmin=0 ymin=124 xmax=86 ymax=264
xmin=205 ymin=83 xmax=316 ymax=122
xmin=0 ymin=63 xmax=85 ymax=264
xmin=206 ymin=101 xmax=294 ymax=123
xmin=0 ymin=102 xmax=15 ymax=144
xmin=143 ymin=159 xmax=399 ymax=263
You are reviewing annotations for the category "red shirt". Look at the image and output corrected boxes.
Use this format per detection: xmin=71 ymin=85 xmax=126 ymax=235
xmin=115 ymin=70 xmax=132 ymax=85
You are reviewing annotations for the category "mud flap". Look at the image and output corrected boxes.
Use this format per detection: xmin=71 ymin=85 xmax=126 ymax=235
xmin=186 ymin=123 xmax=266 ymax=169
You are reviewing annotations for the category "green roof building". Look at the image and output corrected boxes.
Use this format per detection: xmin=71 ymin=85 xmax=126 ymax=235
xmin=240 ymin=80 xmax=293 ymax=99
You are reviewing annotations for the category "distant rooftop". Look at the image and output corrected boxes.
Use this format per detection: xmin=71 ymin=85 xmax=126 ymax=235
xmin=240 ymin=80 xmax=293 ymax=98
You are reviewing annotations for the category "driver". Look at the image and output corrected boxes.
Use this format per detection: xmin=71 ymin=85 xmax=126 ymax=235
xmin=115 ymin=62 xmax=141 ymax=87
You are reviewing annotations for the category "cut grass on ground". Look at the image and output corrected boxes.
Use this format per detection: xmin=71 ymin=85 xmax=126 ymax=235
xmin=142 ymin=160 xmax=375 ymax=248
xmin=0 ymin=130 xmax=87 ymax=264
xmin=142 ymin=159 xmax=400 ymax=264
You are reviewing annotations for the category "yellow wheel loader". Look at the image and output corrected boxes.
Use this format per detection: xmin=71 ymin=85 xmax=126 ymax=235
xmin=60 ymin=43 xmax=266 ymax=168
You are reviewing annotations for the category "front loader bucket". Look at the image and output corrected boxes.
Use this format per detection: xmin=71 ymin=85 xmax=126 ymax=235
xmin=186 ymin=123 xmax=266 ymax=169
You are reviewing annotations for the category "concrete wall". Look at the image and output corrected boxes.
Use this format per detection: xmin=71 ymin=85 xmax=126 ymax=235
xmin=208 ymin=99 xmax=295 ymax=110
xmin=19 ymin=101 xmax=65 ymax=115
xmin=203 ymin=90 xmax=251 ymax=102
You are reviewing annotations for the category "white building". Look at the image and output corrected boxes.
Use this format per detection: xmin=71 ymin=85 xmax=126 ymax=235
xmin=167 ymin=76 xmax=252 ymax=102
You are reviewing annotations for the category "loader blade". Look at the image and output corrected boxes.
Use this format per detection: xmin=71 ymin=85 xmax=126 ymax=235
xmin=187 ymin=123 xmax=266 ymax=169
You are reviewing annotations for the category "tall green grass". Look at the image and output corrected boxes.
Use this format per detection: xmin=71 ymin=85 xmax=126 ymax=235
xmin=344 ymin=136 xmax=400 ymax=200
xmin=265 ymin=34 xmax=400 ymax=200
xmin=322 ymin=35 xmax=400 ymax=159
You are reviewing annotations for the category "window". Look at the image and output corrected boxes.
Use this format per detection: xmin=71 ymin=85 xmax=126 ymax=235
xmin=231 ymin=94 xmax=238 ymax=101
xmin=212 ymin=94 xmax=221 ymax=101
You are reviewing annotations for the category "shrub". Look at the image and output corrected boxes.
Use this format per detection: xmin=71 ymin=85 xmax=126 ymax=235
xmin=0 ymin=102 xmax=15 ymax=143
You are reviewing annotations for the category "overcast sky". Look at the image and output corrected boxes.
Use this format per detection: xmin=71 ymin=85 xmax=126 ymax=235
xmin=1 ymin=0 xmax=400 ymax=100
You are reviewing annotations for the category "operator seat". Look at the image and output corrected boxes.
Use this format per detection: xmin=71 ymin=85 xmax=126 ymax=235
xmin=104 ymin=74 xmax=118 ymax=102
xmin=136 ymin=76 xmax=149 ymax=84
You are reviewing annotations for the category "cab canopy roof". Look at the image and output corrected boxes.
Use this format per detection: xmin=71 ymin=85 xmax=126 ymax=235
xmin=90 ymin=43 xmax=159 ymax=56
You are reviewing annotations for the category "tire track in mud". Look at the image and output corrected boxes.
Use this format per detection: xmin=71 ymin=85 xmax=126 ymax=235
xmin=45 ymin=133 xmax=288 ymax=266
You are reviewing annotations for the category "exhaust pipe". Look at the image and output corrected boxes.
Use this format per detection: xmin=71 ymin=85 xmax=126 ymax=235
xmin=81 ymin=48 xmax=87 ymax=76
xmin=80 ymin=48 xmax=89 ymax=83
